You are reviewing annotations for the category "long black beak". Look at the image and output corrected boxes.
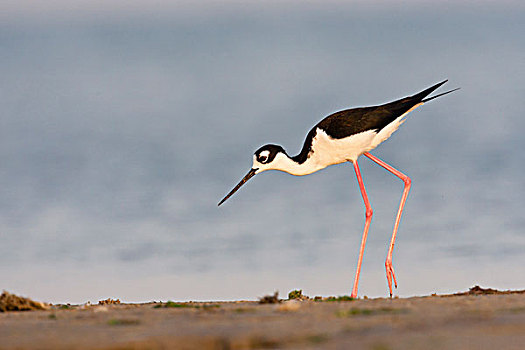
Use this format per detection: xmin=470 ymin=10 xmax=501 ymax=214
xmin=218 ymin=168 xmax=258 ymax=206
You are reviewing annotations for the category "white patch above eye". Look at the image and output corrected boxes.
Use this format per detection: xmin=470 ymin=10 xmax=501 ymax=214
xmin=259 ymin=150 xmax=270 ymax=158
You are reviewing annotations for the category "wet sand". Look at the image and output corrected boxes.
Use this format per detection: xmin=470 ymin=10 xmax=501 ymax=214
xmin=1 ymin=288 xmax=525 ymax=350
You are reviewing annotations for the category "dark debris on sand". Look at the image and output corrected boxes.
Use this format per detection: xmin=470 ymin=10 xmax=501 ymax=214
xmin=99 ymin=298 xmax=121 ymax=305
xmin=0 ymin=291 xmax=48 ymax=312
xmin=259 ymin=292 xmax=281 ymax=304
xmin=443 ymin=285 xmax=525 ymax=297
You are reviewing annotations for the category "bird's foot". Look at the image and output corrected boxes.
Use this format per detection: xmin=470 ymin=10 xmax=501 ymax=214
xmin=385 ymin=259 xmax=398 ymax=297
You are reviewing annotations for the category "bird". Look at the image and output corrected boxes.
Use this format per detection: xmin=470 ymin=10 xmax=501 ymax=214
xmin=218 ymin=80 xmax=459 ymax=298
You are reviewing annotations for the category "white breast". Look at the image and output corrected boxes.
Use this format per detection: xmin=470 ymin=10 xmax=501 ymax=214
xmin=309 ymin=128 xmax=377 ymax=166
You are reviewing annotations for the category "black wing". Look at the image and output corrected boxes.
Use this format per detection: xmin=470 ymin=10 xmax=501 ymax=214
xmin=291 ymin=80 xmax=456 ymax=164
xmin=318 ymin=80 xmax=451 ymax=138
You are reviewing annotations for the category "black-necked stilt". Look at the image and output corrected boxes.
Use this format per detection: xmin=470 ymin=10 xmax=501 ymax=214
xmin=218 ymin=80 xmax=459 ymax=298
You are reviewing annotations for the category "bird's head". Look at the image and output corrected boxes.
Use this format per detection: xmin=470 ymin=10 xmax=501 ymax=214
xmin=252 ymin=144 xmax=287 ymax=173
xmin=218 ymin=144 xmax=287 ymax=206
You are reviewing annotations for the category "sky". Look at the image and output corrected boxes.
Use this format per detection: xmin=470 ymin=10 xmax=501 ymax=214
xmin=1 ymin=0 xmax=523 ymax=20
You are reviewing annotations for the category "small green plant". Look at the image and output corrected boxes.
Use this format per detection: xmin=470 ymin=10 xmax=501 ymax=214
xmin=335 ymin=307 xmax=408 ymax=317
xmin=288 ymin=289 xmax=303 ymax=300
xmin=153 ymin=301 xmax=219 ymax=309
xmin=167 ymin=301 xmax=191 ymax=308
xmin=501 ymin=306 xmax=525 ymax=314
xmin=234 ymin=307 xmax=256 ymax=313
xmin=324 ymin=295 xmax=354 ymax=302
xmin=153 ymin=301 xmax=192 ymax=308
xmin=107 ymin=318 xmax=140 ymax=326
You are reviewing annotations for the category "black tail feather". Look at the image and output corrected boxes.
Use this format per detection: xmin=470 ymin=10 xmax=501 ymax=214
xmin=422 ymin=87 xmax=460 ymax=103
xmin=411 ymin=79 xmax=448 ymax=101
xmin=409 ymin=79 xmax=459 ymax=103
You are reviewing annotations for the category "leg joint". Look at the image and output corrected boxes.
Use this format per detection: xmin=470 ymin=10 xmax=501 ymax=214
xmin=403 ymin=176 xmax=411 ymax=186
xmin=365 ymin=207 xmax=373 ymax=218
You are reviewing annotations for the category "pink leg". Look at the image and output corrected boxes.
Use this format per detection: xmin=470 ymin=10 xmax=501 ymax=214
xmin=364 ymin=152 xmax=411 ymax=297
xmin=351 ymin=160 xmax=373 ymax=298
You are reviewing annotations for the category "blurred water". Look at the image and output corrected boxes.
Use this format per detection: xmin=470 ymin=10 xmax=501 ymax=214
xmin=1 ymin=3 xmax=524 ymax=303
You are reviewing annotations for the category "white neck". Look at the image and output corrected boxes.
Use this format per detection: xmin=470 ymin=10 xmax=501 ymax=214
xmin=263 ymin=152 xmax=323 ymax=176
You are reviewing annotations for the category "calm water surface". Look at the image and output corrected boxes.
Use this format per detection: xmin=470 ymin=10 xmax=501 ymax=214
xmin=1 ymin=3 xmax=524 ymax=302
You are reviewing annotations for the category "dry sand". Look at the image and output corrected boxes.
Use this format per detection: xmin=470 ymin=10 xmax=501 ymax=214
xmin=1 ymin=287 xmax=525 ymax=350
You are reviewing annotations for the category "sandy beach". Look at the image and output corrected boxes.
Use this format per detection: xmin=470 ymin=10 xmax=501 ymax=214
xmin=1 ymin=287 xmax=525 ymax=349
